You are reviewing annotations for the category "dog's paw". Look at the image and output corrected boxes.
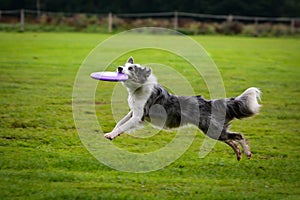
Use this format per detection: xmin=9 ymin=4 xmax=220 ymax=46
xmin=104 ymin=132 xmax=117 ymax=140
xmin=246 ymin=151 xmax=252 ymax=159
xmin=237 ymin=155 xmax=242 ymax=161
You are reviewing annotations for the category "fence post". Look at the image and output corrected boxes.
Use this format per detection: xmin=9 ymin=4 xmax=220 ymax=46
xmin=227 ymin=14 xmax=233 ymax=22
xmin=0 ymin=10 xmax=2 ymax=20
xmin=254 ymin=18 xmax=259 ymax=35
xmin=173 ymin=11 xmax=178 ymax=30
xmin=36 ymin=0 xmax=41 ymax=18
xmin=290 ymin=19 xmax=295 ymax=34
xmin=108 ymin=12 xmax=112 ymax=33
xmin=173 ymin=11 xmax=178 ymax=31
xmin=20 ymin=9 xmax=25 ymax=32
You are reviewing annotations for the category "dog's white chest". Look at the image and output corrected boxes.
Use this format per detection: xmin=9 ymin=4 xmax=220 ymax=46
xmin=127 ymin=86 xmax=153 ymax=110
xmin=127 ymin=94 xmax=146 ymax=110
xmin=128 ymin=95 xmax=135 ymax=109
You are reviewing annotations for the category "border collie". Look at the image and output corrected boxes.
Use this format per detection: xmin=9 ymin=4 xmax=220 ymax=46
xmin=104 ymin=57 xmax=261 ymax=160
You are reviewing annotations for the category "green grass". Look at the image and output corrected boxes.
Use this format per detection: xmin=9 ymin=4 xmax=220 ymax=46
xmin=1 ymin=32 xmax=300 ymax=199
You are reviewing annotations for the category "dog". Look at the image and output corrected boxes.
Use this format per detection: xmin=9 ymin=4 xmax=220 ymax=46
xmin=104 ymin=57 xmax=261 ymax=160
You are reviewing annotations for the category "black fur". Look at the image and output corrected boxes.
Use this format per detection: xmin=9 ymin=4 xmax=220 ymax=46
xmin=108 ymin=57 xmax=261 ymax=160
xmin=142 ymin=84 xmax=257 ymax=142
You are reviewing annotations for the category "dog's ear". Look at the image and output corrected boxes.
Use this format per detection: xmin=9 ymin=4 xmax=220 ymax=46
xmin=146 ymin=68 xmax=152 ymax=77
xmin=127 ymin=56 xmax=134 ymax=64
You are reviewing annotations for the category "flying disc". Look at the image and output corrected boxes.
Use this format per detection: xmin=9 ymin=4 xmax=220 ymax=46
xmin=90 ymin=72 xmax=128 ymax=82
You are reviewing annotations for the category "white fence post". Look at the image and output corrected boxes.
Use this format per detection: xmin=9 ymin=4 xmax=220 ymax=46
xmin=174 ymin=11 xmax=178 ymax=30
xmin=108 ymin=12 xmax=112 ymax=33
xmin=36 ymin=0 xmax=41 ymax=18
xmin=20 ymin=9 xmax=24 ymax=32
xmin=227 ymin=14 xmax=233 ymax=22
xmin=290 ymin=19 xmax=295 ymax=34
xmin=254 ymin=18 xmax=259 ymax=35
xmin=0 ymin=9 xmax=297 ymax=34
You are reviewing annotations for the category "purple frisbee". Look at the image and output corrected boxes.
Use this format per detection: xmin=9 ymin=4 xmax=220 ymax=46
xmin=90 ymin=72 xmax=128 ymax=82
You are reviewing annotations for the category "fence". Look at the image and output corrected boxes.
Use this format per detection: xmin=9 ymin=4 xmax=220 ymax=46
xmin=0 ymin=9 xmax=299 ymax=34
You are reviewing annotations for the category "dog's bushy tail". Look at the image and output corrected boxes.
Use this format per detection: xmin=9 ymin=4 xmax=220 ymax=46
xmin=227 ymin=87 xmax=262 ymax=119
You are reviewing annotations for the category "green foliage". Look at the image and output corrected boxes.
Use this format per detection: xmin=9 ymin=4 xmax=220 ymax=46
xmin=0 ymin=32 xmax=300 ymax=199
xmin=1 ymin=12 xmax=299 ymax=36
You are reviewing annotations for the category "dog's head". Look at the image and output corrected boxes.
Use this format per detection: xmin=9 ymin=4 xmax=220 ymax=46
xmin=118 ymin=57 xmax=153 ymax=88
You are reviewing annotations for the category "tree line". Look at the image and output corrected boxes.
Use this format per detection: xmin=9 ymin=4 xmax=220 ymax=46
xmin=2 ymin=0 xmax=300 ymax=17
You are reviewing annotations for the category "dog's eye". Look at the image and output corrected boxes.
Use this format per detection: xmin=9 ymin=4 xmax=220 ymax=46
xmin=128 ymin=66 xmax=133 ymax=71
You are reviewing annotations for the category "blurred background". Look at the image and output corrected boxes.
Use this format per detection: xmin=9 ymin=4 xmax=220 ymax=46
xmin=1 ymin=0 xmax=300 ymax=36
xmin=1 ymin=1 xmax=300 ymax=199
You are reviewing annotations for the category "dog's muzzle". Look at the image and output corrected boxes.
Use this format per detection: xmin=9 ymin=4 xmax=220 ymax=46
xmin=118 ymin=67 xmax=123 ymax=73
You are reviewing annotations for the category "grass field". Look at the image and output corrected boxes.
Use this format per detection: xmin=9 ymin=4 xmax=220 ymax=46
xmin=1 ymin=32 xmax=300 ymax=199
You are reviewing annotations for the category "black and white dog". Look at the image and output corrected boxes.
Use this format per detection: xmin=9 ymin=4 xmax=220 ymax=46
xmin=104 ymin=57 xmax=261 ymax=160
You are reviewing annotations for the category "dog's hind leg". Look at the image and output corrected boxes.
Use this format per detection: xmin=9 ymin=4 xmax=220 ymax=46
xmin=238 ymin=136 xmax=251 ymax=159
xmin=226 ymin=132 xmax=251 ymax=159
xmin=202 ymin=128 xmax=244 ymax=161
xmin=214 ymin=129 xmax=251 ymax=160
xmin=224 ymin=140 xmax=242 ymax=161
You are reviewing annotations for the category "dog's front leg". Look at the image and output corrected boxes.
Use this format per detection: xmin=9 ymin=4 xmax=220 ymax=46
xmin=104 ymin=109 xmax=143 ymax=140
xmin=104 ymin=111 xmax=132 ymax=140
xmin=113 ymin=111 xmax=133 ymax=130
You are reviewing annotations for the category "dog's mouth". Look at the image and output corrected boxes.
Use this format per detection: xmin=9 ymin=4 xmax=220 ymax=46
xmin=117 ymin=67 xmax=132 ymax=81
xmin=117 ymin=66 xmax=124 ymax=74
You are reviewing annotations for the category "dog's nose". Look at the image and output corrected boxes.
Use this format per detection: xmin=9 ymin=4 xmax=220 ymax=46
xmin=118 ymin=67 xmax=123 ymax=73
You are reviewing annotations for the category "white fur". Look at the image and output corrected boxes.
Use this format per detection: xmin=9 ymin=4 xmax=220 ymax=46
xmin=104 ymin=57 xmax=262 ymax=144
xmin=104 ymin=60 xmax=157 ymax=140
xmin=236 ymin=87 xmax=262 ymax=114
